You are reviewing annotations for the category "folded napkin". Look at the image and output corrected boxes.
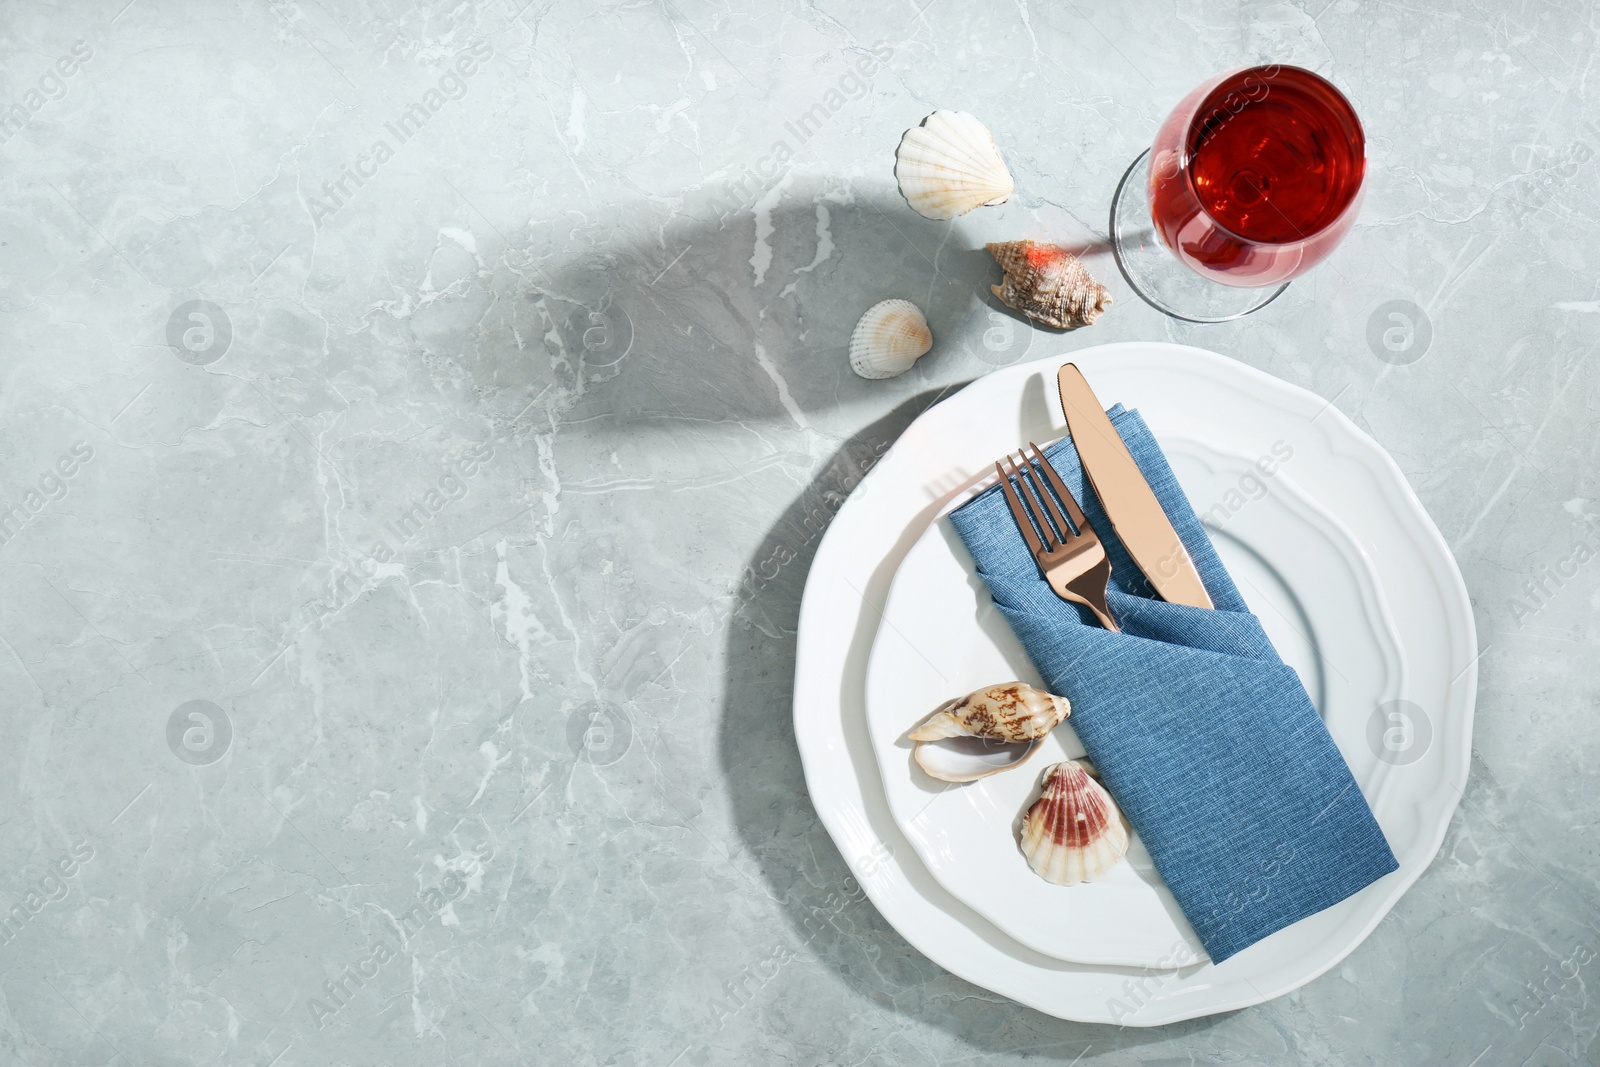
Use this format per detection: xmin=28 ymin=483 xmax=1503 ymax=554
xmin=947 ymin=405 xmax=1397 ymax=964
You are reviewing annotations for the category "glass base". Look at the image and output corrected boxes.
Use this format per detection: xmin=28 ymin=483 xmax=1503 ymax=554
xmin=1110 ymin=149 xmax=1289 ymax=324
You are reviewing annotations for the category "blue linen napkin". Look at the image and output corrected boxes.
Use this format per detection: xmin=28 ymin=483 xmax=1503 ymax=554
xmin=947 ymin=405 xmax=1397 ymax=964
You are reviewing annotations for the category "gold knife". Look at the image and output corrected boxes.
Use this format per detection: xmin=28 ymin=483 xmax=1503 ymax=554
xmin=1056 ymin=362 xmax=1213 ymax=609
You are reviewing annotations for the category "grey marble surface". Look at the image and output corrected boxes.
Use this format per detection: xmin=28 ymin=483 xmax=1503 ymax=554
xmin=0 ymin=0 xmax=1596 ymax=1063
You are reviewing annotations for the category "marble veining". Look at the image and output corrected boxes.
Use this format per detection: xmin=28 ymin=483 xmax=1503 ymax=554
xmin=0 ymin=0 xmax=1595 ymax=1064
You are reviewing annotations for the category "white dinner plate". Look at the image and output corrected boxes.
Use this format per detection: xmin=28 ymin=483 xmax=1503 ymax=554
xmin=793 ymin=343 xmax=1476 ymax=1024
xmin=864 ymin=434 xmax=1404 ymax=966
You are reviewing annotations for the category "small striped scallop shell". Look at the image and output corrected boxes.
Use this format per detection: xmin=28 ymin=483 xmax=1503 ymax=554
xmin=895 ymin=110 xmax=1014 ymax=220
xmin=1019 ymin=761 xmax=1129 ymax=885
xmin=849 ymin=299 xmax=933 ymax=379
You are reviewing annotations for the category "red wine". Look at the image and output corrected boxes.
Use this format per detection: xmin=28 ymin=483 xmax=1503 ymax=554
xmin=1148 ymin=66 xmax=1365 ymax=286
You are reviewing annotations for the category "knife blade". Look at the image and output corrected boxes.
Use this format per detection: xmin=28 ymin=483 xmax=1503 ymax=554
xmin=1056 ymin=362 xmax=1214 ymax=609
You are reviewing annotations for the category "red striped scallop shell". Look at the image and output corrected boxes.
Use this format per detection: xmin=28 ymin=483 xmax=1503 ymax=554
xmin=1018 ymin=760 xmax=1129 ymax=885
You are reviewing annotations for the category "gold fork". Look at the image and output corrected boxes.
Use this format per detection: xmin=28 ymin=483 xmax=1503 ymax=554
xmin=996 ymin=442 xmax=1120 ymax=632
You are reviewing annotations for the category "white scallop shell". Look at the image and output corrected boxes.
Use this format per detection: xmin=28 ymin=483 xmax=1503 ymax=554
xmin=895 ymin=110 xmax=1014 ymax=220
xmin=1019 ymin=761 xmax=1130 ymax=886
xmin=849 ymin=299 xmax=933 ymax=380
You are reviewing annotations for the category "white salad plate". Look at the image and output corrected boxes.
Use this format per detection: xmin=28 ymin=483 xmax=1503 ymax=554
xmin=793 ymin=343 xmax=1476 ymax=1024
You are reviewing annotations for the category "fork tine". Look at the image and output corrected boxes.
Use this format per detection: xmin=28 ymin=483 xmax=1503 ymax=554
xmin=995 ymin=460 xmax=1047 ymax=557
xmin=1004 ymin=454 xmax=1056 ymax=550
xmin=1015 ymin=449 xmax=1072 ymax=545
xmin=1027 ymin=442 xmax=1089 ymax=535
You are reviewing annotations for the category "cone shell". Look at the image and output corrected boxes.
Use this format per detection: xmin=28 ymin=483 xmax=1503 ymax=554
xmin=849 ymin=299 xmax=933 ymax=379
xmin=895 ymin=110 xmax=1014 ymax=220
xmin=988 ymin=240 xmax=1112 ymax=328
xmin=908 ymin=682 xmax=1069 ymax=744
xmin=1019 ymin=761 xmax=1129 ymax=885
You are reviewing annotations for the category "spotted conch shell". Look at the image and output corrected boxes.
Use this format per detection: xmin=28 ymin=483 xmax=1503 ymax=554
xmin=987 ymin=240 xmax=1112 ymax=328
xmin=895 ymin=110 xmax=1014 ymax=220
xmin=908 ymin=682 xmax=1070 ymax=783
xmin=908 ymin=682 xmax=1069 ymax=743
xmin=1019 ymin=760 xmax=1129 ymax=885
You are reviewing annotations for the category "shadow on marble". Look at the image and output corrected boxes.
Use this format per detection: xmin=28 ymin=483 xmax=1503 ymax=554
xmin=714 ymin=398 xmax=1234 ymax=1054
xmin=474 ymin=182 xmax=1084 ymax=436
xmin=495 ymin=181 xmax=1231 ymax=1053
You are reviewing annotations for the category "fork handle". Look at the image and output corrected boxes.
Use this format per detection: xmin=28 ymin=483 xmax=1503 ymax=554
xmin=1067 ymin=594 xmax=1120 ymax=633
xmin=1090 ymin=605 xmax=1120 ymax=633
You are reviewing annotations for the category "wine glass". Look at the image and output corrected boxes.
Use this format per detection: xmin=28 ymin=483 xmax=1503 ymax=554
xmin=1110 ymin=65 xmax=1366 ymax=323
